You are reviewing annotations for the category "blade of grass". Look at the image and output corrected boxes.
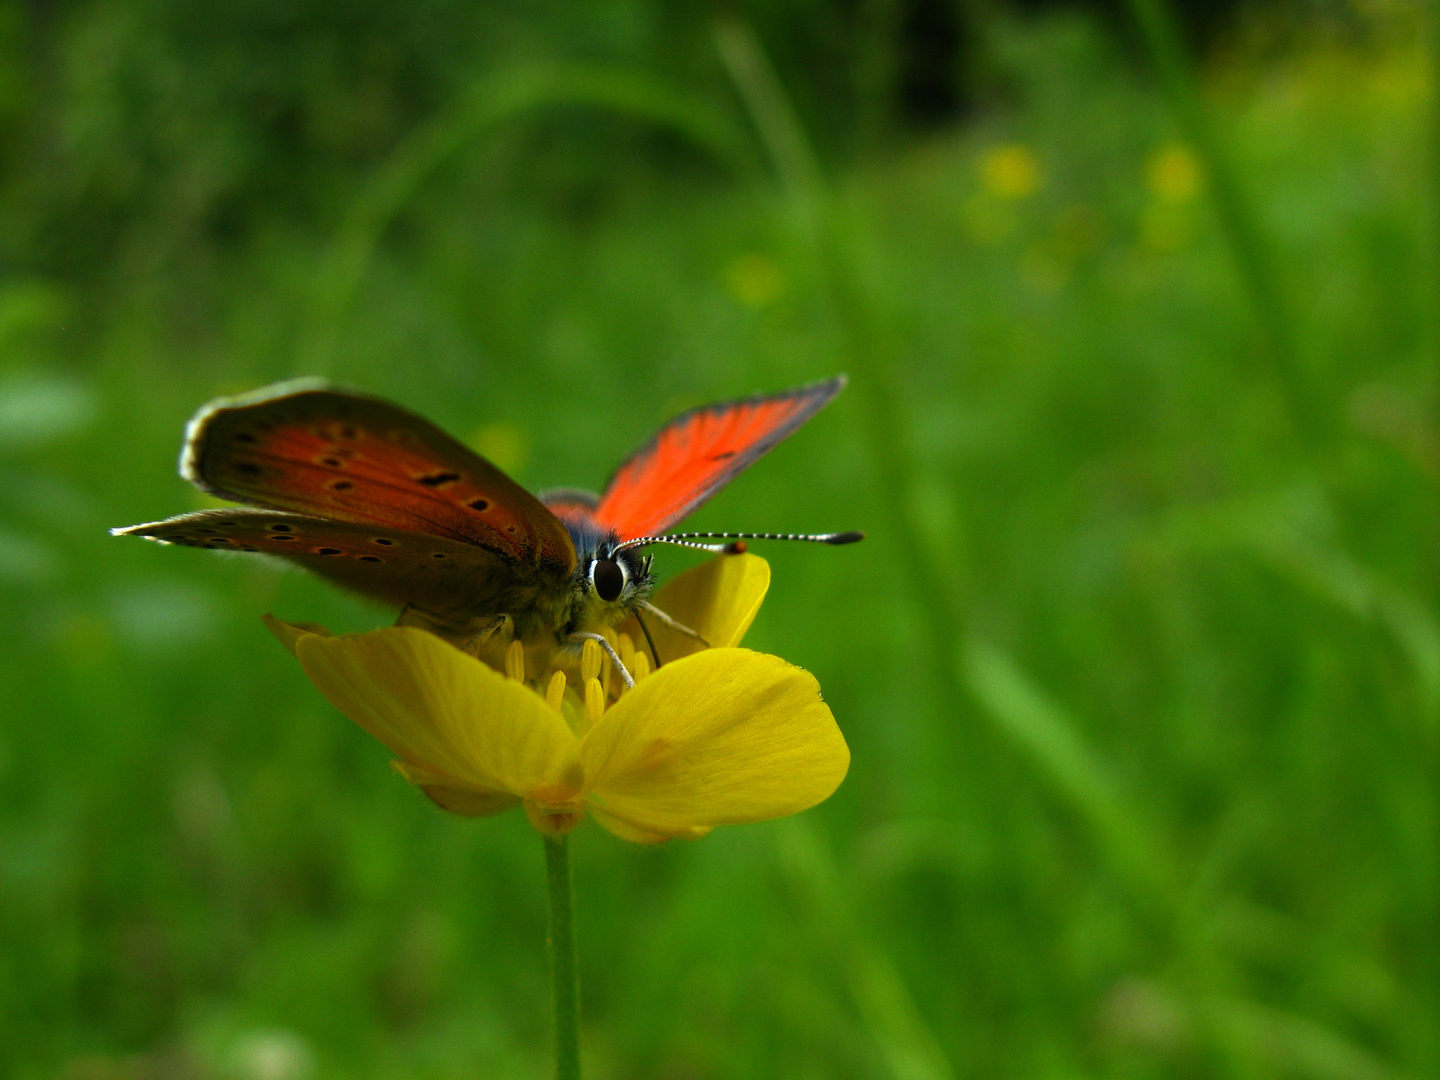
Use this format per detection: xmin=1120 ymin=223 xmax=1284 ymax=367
xmin=712 ymin=14 xmax=981 ymax=800
xmin=711 ymin=18 xmax=824 ymax=226
xmin=1431 ymin=1 xmax=1440 ymax=414
xmin=1207 ymin=996 xmax=1397 ymax=1080
xmin=959 ymin=641 xmax=1282 ymax=1080
xmin=1426 ymin=11 xmax=1440 ymax=1076
xmin=773 ymin=819 xmax=959 ymax=1080
xmin=1122 ymin=0 xmax=1309 ymax=441
xmin=959 ymin=638 xmax=1174 ymax=911
xmin=298 ymin=64 xmax=752 ymax=377
xmin=1154 ymin=486 xmax=1440 ymax=731
xmin=853 ymin=0 xmax=902 ymax=156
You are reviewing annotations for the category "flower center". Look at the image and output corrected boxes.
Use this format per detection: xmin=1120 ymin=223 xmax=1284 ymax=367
xmin=502 ymin=636 xmax=653 ymax=836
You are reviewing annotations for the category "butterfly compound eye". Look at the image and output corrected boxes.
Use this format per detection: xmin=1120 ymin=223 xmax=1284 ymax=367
xmin=591 ymin=559 xmax=625 ymax=602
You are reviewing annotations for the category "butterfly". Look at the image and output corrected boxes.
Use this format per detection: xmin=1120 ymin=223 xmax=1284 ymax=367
xmin=113 ymin=378 xmax=861 ymax=680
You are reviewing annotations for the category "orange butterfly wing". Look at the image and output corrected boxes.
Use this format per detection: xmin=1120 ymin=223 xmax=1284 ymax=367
xmin=112 ymin=509 xmax=531 ymax=621
xmin=181 ymin=382 xmax=576 ymax=576
xmin=594 ymin=377 xmax=845 ymax=540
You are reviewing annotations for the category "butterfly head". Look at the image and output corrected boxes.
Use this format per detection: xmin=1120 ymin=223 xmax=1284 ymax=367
xmin=585 ymin=543 xmax=654 ymax=606
xmin=547 ymin=502 xmax=656 ymax=631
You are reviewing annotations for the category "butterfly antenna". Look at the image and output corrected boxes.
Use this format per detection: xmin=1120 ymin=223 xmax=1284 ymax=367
xmin=614 ymin=530 xmax=863 ymax=555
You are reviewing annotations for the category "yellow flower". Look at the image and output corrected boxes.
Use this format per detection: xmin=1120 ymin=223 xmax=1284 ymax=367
xmin=265 ymin=554 xmax=849 ymax=843
xmin=723 ymin=252 xmax=785 ymax=309
xmin=1144 ymin=143 xmax=1204 ymax=204
xmin=980 ymin=143 xmax=1044 ymax=200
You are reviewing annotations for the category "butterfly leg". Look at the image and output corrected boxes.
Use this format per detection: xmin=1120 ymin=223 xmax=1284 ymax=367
xmin=394 ymin=602 xmax=459 ymax=642
xmin=639 ymin=601 xmax=710 ymax=647
xmin=570 ymin=632 xmax=635 ymax=690
xmin=462 ymin=614 xmax=511 ymax=655
xmin=396 ymin=603 xmax=506 ymax=656
xmin=396 ymin=602 xmax=451 ymax=631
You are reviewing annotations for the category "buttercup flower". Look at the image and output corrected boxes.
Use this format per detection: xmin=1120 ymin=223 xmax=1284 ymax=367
xmin=265 ymin=554 xmax=848 ymax=842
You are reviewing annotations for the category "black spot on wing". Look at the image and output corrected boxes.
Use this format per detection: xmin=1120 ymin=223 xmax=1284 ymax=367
xmin=418 ymin=472 xmax=461 ymax=487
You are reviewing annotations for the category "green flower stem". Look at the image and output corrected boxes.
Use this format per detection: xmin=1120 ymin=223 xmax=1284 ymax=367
xmin=544 ymin=835 xmax=581 ymax=1080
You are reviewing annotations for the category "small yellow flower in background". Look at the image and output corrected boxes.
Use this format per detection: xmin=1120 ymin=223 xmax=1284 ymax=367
xmin=724 ymin=252 xmax=785 ymax=309
xmin=1144 ymin=143 xmax=1204 ymax=204
xmin=265 ymin=554 xmax=849 ymax=843
xmin=981 ymin=144 xmax=1044 ymax=200
xmin=1139 ymin=144 xmax=1205 ymax=253
xmin=964 ymin=143 xmax=1044 ymax=244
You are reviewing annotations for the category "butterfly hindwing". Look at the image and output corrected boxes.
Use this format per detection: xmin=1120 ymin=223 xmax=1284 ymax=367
xmin=594 ymin=377 xmax=845 ymax=540
xmin=114 ymin=509 xmax=537 ymax=624
xmin=182 ymin=382 xmax=576 ymax=576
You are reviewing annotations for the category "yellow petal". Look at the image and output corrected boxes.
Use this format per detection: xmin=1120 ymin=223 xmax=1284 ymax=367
xmin=263 ymin=614 xmax=333 ymax=656
xmin=294 ymin=626 xmax=583 ymax=802
xmin=590 ymin=807 xmax=712 ymax=844
xmin=619 ymin=553 xmax=769 ymax=663
xmin=580 ymin=648 xmax=848 ymax=836
xmin=391 ymin=760 xmax=520 ymax=818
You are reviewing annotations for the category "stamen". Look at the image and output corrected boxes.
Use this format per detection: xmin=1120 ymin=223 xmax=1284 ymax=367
xmin=572 ymin=631 xmax=635 ymax=690
xmin=545 ymin=670 xmax=567 ymax=712
xmin=505 ymin=640 xmax=525 ymax=682
xmin=617 ymin=632 xmax=635 ymax=673
xmin=584 ymin=678 xmax=606 ymax=732
xmin=460 ymin=613 xmax=508 ymax=654
xmin=580 ymin=638 xmax=603 ymax=683
xmin=632 ymin=651 xmax=651 ymax=682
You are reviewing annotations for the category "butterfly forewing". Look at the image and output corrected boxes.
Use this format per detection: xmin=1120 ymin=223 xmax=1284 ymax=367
xmin=594 ymin=377 xmax=845 ymax=540
xmin=115 ymin=509 xmax=536 ymax=624
xmin=183 ymin=384 xmax=575 ymax=575
xmin=115 ymin=377 xmax=853 ymax=648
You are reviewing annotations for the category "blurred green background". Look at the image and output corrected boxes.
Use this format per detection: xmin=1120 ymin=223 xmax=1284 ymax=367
xmin=2 ymin=0 xmax=1436 ymax=1077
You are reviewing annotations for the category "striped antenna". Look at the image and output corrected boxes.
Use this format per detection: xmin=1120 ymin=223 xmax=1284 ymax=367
xmin=614 ymin=530 xmax=864 ymax=555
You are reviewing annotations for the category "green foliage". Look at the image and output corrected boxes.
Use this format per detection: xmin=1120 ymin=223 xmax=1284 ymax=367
xmin=0 ymin=2 xmax=1434 ymax=1078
